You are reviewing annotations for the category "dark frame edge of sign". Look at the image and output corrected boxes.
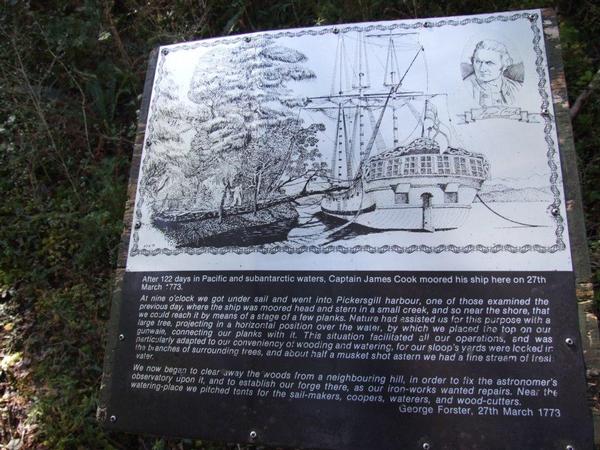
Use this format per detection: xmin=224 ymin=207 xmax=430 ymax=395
xmin=542 ymin=7 xmax=600 ymax=446
xmin=97 ymin=11 xmax=600 ymax=445
xmin=541 ymin=9 xmax=591 ymax=283
xmin=97 ymin=48 xmax=159 ymax=425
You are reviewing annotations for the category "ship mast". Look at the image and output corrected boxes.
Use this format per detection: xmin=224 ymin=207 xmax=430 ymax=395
xmin=422 ymin=98 xmax=428 ymax=137
xmin=326 ymin=34 xmax=355 ymax=184
xmin=358 ymin=43 xmax=424 ymax=166
xmin=375 ymin=31 xmax=419 ymax=147
xmin=384 ymin=34 xmax=400 ymax=146
xmin=330 ymin=104 xmax=342 ymax=180
xmin=353 ymin=31 xmax=370 ymax=162
xmin=303 ymin=30 xmax=434 ymax=183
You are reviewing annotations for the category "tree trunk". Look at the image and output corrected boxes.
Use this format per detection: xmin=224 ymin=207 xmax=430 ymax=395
xmin=253 ymin=172 xmax=262 ymax=214
xmin=218 ymin=182 xmax=230 ymax=222
xmin=240 ymin=184 xmax=348 ymax=216
xmin=570 ymin=67 xmax=600 ymax=120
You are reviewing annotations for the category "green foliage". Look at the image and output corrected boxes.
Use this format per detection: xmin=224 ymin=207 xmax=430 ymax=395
xmin=0 ymin=1 xmax=598 ymax=449
xmin=559 ymin=2 xmax=600 ymax=303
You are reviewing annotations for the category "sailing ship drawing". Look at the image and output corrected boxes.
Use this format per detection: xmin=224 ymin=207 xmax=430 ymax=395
xmin=144 ymin=30 xmax=492 ymax=248
xmin=309 ymin=31 xmax=490 ymax=232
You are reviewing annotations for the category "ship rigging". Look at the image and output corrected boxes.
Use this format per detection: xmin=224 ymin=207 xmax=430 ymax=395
xmin=300 ymin=30 xmax=490 ymax=232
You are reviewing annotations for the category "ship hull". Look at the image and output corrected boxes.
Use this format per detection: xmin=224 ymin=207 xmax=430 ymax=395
xmin=319 ymin=138 xmax=489 ymax=232
xmin=153 ymin=202 xmax=299 ymax=247
xmin=322 ymin=204 xmax=471 ymax=231
xmin=320 ymin=173 xmax=485 ymax=231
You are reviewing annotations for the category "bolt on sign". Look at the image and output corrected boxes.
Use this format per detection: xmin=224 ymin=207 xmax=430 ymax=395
xmin=99 ymin=9 xmax=593 ymax=449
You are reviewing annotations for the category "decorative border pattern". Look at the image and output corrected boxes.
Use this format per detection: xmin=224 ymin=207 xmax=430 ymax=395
xmin=130 ymin=11 xmax=566 ymax=257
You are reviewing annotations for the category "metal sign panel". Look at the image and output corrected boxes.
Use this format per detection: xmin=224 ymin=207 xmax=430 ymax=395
xmin=99 ymin=9 xmax=593 ymax=449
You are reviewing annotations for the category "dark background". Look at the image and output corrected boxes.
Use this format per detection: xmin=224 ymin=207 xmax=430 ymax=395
xmin=0 ymin=1 xmax=598 ymax=449
xmin=106 ymin=271 xmax=591 ymax=450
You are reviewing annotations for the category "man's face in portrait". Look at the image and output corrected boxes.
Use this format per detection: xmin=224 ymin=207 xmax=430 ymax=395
xmin=472 ymin=48 xmax=505 ymax=83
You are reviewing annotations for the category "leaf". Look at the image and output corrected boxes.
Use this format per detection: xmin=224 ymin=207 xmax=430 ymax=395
xmin=97 ymin=31 xmax=111 ymax=42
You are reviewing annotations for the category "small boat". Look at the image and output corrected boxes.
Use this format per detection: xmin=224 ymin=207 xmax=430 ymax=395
xmin=152 ymin=202 xmax=299 ymax=247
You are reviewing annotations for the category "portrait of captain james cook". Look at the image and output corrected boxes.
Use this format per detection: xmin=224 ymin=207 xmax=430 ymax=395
xmin=462 ymin=39 xmax=524 ymax=107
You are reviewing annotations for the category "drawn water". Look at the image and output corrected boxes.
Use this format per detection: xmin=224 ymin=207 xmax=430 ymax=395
xmin=285 ymin=197 xmax=382 ymax=246
xmin=282 ymin=199 xmax=553 ymax=248
xmin=140 ymin=196 xmax=553 ymax=250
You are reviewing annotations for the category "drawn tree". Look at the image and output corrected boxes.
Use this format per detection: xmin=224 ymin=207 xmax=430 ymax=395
xmin=187 ymin=38 xmax=324 ymax=215
xmin=140 ymin=75 xmax=199 ymax=211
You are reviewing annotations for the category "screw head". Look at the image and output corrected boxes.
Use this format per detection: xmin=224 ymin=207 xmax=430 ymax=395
xmin=244 ymin=37 xmax=251 ymax=42
xmin=423 ymin=443 xmax=431 ymax=450
xmin=135 ymin=221 xmax=142 ymax=229
xmin=110 ymin=415 xmax=117 ymax=423
xmin=333 ymin=28 xmax=339 ymax=34
xmin=565 ymin=337 xmax=575 ymax=346
xmin=249 ymin=430 xmax=257 ymax=440
xmin=424 ymin=22 xmax=433 ymax=28
xmin=566 ymin=445 xmax=574 ymax=450
xmin=541 ymin=108 xmax=550 ymax=115
xmin=118 ymin=334 xmax=125 ymax=341
xmin=161 ymin=48 xmax=169 ymax=55
xmin=551 ymin=207 xmax=560 ymax=216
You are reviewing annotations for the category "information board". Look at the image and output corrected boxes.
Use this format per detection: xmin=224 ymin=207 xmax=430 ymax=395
xmin=99 ymin=9 xmax=593 ymax=449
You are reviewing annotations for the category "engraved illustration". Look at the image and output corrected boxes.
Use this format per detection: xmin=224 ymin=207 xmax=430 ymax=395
xmin=142 ymin=32 xmax=495 ymax=248
xmin=462 ymin=39 xmax=523 ymax=107
xmin=128 ymin=12 xmax=567 ymax=265
xmin=142 ymin=39 xmax=332 ymax=248
xmin=314 ymin=29 xmax=490 ymax=233
xmin=457 ymin=38 xmax=542 ymax=124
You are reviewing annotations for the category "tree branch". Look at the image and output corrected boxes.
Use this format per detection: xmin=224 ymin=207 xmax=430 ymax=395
xmin=300 ymin=171 xmax=320 ymax=194
xmin=570 ymin=67 xmax=600 ymax=120
xmin=34 ymin=20 xmax=93 ymax=159
xmin=103 ymin=0 xmax=133 ymax=69
xmin=273 ymin=169 xmax=314 ymax=192
xmin=5 ymin=28 xmax=81 ymax=199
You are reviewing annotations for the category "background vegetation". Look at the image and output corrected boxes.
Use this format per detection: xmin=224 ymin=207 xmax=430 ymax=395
xmin=0 ymin=1 xmax=598 ymax=449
